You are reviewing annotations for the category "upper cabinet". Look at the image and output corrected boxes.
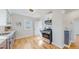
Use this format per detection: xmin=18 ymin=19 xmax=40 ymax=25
xmin=0 ymin=10 xmax=7 ymax=26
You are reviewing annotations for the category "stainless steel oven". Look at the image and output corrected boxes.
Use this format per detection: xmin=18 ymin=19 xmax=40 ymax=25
xmin=41 ymin=29 xmax=52 ymax=44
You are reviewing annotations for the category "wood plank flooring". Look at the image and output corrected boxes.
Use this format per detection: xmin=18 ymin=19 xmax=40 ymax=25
xmin=12 ymin=36 xmax=79 ymax=49
xmin=12 ymin=36 xmax=60 ymax=49
xmin=69 ymin=36 xmax=79 ymax=49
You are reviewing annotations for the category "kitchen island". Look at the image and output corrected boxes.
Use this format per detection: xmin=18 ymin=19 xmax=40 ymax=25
xmin=0 ymin=31 xmax=15 ymax=49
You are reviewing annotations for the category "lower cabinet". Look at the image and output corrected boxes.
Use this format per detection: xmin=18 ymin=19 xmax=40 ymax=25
xmin=0 ymin=31 xmax=15 ymax=49
xmin=0 ymin=40 xmax=6 ymax=49
xmin=9 ymin=38 xmax=15 ymax=49
xmin=9 ymin=33 xmax=15 ymax=49
xmin=64 ymin=31 xmax=70 ymax=45
xmin=6 ymin=32 xmax=15 ymax=49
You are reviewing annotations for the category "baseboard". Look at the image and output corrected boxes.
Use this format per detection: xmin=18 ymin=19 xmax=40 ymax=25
xmin=15 ymin=35 xmax=34 ymax=40
xmin=64 ymin=42 xmax=72 ymax=48
xmin=52 ymin=42 xmax=64 ymax=49
xmin=64 ymin=44 xmax=70 ymax=48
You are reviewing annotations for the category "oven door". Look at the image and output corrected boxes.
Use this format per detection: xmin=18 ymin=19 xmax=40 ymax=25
xmin=42 ymin=33 xmax=52 ymax=44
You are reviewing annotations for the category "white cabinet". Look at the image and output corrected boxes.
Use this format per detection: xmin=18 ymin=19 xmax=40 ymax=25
xmin=6 ymin=31 xmax=15 ymax=49
xmin=0 ymin=10 xmax=9 ymax=33
xmin=0 ymin=10 xmax=7 ymax=26
xmin=0 ymin=31 xmax=15 ymax=49
xmin=0 ymin=40 xmax=6 ymax=49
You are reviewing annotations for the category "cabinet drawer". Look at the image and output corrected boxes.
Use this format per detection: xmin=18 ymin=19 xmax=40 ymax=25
xmin=0 ymin=40 xmax=6 ymax=49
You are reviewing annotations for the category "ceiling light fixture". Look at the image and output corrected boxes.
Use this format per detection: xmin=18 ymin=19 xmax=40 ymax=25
xmin=29 ymin=9 xmax=34 ymax=12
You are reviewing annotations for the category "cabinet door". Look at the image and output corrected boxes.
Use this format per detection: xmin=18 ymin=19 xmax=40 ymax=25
xmin=0 ymin=40 xmax=6 ymax=49
xmin=9 ymin=33 xmax=15 ymax=49
xmin=0 ymin=10 xmax=7 ymax=26
xmin=64 ymin=31 xmax=69 ymax=45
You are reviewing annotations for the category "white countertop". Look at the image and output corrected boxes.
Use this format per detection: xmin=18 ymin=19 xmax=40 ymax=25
xmin=0 ymin=31 xmax=15 ymax=44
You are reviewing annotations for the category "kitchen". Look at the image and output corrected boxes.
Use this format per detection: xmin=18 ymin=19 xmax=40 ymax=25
xmin=0 ymin=10 xmax=15 ymax=49
xmin=0 ymin=9 xmax=79 ymax=49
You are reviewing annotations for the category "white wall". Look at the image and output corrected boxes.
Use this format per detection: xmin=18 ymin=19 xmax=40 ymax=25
xmin=0 ymin=10 xmax=7 ymax=26
xmin=72 ymin=19 xmax=79 ymax=42
xmin=52 ymin=10 xmax=64 ymax=48
xmin=73 ymin=19 xmax=79 ymax=35
xmin=9 ymin=14 xmax=36 ymax=39
xmin=34 ymin=19 xmax=43 ymax=36
xmin=35 ymin=10 xmax=65 ymax=48
xmin=65 ymin=10 xmax=79 ymax=42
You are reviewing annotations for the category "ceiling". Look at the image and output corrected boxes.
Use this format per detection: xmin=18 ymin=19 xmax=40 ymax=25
xmin=8 ymin=9 xmax=78 ymax=18
xmin=64 ymin=9 xmax=78 ymax=13
xmin=8 ymin=9 xmax=53 ymax=18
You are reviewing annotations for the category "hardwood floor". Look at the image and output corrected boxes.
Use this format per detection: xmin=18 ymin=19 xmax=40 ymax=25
xmin=63 ymin=43 xmax=79 ymax=49
xmin=69 ymin=36 xmax=79 ymax=49
xmin=69 ymin=43 xmax=79 ymax=49
xmin=12 ymin=36 xmax=60 ymax=49
xmin=12 ymin=36 xmax=79 ymax=49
